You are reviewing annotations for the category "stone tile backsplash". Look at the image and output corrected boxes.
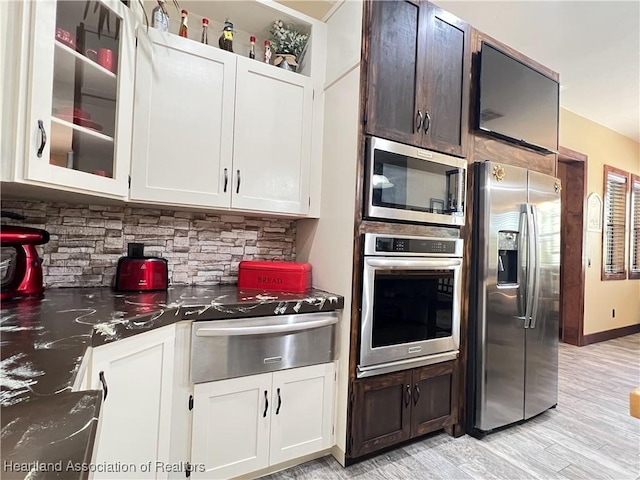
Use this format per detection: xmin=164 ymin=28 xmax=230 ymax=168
xmin=1 ymin=200 xmax=296 ymax=288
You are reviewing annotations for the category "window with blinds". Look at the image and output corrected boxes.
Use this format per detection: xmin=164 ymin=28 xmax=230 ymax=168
xmin=602 ymin=165 xmax=628 ymax=280
xmin=630 ymin=174 xmax=640 ymax=280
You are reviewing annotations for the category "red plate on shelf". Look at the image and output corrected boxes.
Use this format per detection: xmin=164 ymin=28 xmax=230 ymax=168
xmin=54 ymin=115 xmax=104 ymax=132
xmin=55 ymin=28 xmax=76 ymax=50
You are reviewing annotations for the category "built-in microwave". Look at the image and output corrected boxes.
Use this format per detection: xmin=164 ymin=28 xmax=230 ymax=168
xmin=365 ymin=137 xmax=467 ymax=226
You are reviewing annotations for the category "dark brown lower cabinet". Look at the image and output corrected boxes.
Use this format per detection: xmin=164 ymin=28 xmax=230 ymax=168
xmin=349 ymin=361 xmax=458 ymax=459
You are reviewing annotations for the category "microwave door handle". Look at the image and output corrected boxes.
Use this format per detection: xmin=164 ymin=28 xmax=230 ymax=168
xmin=529 ymin=205 xmax=541 ymax=328
xmin=457 ymin=169 xmax=465 ymax=213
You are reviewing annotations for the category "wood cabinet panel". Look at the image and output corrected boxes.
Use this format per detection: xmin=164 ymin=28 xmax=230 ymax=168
xmin=364 ymin=0 xmax=469 ymax=156
xmin=351 ymin=371 xmax=412 ymax=457
xmin=365 ymin=0 xmax=424 ymax=145
xmin=349 ymin=361 xmax=458 ymax=460
xmin=411 ymin=361 xmax=458 ymax=436
xmin=422 ymin=4 xmax=470 ymax=157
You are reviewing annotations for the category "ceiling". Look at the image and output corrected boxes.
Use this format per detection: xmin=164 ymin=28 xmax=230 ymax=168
xmin=282 ymin=0 xmax=639 ymax=143
xmin=432 ymin=1 xmax=640 ymax=142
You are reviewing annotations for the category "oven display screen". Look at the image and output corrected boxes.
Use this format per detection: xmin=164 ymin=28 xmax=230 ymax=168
xmin=375 ymin=237 xmax=456 ymax=254
xmin=372 ymin=270 xmax=454 ymax=347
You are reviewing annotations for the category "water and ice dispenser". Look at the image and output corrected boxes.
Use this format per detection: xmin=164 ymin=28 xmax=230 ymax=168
xmin=497 ymin=231 xmax=519 ymax=285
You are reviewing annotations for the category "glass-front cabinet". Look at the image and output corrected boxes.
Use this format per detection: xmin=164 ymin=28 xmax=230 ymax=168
xmin=25 ymin=0 xmax=134 ymax=197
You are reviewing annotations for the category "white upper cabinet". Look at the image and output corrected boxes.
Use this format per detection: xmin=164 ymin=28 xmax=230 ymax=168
xmin=130 ymin=36 xmax=314 ymax=216
xmin=24 ymin=0 xmax=134 ymax=198
xmin=232 ymin=57 xmax=312 ymax=215
xmin=127 ymin=0 xmax=325 ymax=217
xmin=129 ymin=30 xmax=235 ymax=208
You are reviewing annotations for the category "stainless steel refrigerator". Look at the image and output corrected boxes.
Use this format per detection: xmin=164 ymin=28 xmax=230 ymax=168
xmin=467 ymin=161 xmax=561 ymax=436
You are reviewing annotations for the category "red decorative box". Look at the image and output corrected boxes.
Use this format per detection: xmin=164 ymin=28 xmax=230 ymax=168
xmin=238 ymin=261 xmax=312 ymax=293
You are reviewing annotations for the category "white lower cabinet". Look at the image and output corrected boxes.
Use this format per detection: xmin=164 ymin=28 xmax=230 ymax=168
xmin=89 ymin=325 xmax=176 ymax=479
xmin=191 ymin=363 xmax=335 ymax=479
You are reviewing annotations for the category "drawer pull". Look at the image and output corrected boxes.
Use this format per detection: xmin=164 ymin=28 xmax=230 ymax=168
xmin=194 ymin=316 xmax=338 ymax=337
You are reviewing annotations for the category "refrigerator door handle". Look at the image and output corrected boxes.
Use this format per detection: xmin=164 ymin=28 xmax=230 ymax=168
xmin=529 ymin=205 xmax=541 ymax=328
xmin=518 ymin=208 xmax=529 ymax=325
xmin=524 ymin=204 xmax=536 ymax=328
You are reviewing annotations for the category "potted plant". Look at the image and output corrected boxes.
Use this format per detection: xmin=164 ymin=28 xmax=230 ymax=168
xmin=269 ymin=20 xmax=309 ymax=72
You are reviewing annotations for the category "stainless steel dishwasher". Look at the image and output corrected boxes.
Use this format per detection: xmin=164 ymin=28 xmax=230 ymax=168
xmin=190 ymin=312 xmax=338 ymax=383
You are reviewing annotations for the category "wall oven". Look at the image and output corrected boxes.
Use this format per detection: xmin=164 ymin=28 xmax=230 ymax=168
xmin=358 ymin=233 xmax=463 ymax=378
xmin=365 ymin=137 xmax=467 ymax=226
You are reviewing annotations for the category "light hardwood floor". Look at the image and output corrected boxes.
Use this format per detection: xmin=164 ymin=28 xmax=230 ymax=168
xmin=263 ymin=334 xmax=640 ymax=479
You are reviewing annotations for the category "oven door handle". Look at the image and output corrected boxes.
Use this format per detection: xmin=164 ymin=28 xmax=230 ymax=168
xmin=194 ymin=316 xmax=338 ymax=337
xmin=365 ymin=258 xmax=462 ymax=269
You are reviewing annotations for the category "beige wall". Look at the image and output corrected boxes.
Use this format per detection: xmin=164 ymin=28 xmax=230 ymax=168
xmin=559 ymin=108 xmax=640 ymax=335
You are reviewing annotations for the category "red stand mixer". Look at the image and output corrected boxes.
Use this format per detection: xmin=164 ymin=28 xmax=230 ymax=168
xmin=1 ymin=212 xmax=50 ymax=301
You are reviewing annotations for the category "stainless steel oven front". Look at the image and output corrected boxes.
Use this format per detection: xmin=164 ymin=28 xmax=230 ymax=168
xmin=358 ymin=233 xmax=463 ymax=378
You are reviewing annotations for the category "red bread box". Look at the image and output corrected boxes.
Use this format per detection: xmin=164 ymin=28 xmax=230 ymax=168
xmin=238 ymin=261 xmax=312 ymax=293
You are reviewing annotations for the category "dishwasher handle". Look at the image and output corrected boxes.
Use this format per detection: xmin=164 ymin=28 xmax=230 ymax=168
xmin=194 ymin=315 xmax=338 ymax=337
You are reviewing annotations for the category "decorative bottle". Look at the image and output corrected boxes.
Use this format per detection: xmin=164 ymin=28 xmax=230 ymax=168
xmin=201 ymin=18 xmax=209 ymax=44
xmin=151 ymin=0 xmax=169 ymax=32
xmin=178 ymin=10 xmax=188 ymax=38
xmin=249 ymin=36 xmax=256 ymax=59
xmin=218 ymin=19 xmax=234 ymax=52
xmin=264 ymin=40 xmax=272 ymax=64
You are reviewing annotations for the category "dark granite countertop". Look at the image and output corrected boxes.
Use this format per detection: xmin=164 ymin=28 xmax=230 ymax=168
xmin=0 ymin=285 xmax=343 ymax=407
xmin=0 ymin=285 xmax=343 ymax=479
xmin=1 ymin=391 xmax=101 ymax=480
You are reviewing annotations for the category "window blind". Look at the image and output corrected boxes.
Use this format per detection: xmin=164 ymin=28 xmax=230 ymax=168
xmin=602 ymin=166 xmax=628 ymax=280
xmin=630 ymin=175 xmax=640 ymax=279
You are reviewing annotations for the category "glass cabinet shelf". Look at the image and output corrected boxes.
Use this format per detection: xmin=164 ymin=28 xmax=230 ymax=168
xmin=54 ymin=41 xmax=117 ymax=98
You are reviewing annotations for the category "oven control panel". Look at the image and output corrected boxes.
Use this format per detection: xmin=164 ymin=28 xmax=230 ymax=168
xmin=374 ymin=236 xmax=457 ymax=255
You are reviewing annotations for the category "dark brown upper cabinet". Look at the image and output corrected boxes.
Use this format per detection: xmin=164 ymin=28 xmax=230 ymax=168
xmin=365 ymin=0 xmax=470 ymax=158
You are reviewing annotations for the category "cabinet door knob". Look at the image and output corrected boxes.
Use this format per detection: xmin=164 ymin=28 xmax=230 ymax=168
xmin=414 ymin=384 xmax=420 ymax=405
xmin=99 ymin=371 xmax=108 ymax=401
xmin=263 ymin=390 xmax=269 ymax=417
xmin=424 ymin=111 xmax=431 ymax=134
xmin=223 ymin=168 xmax=228 ymax=193
xmin=236 ymin=170 xmax=241 ymax=194
xmin=404 ymin=384 xmax=411 ymax=407
xmin=276 ymin=387 xmax=282 ymax=415
xmin=415 ymin=110 xmax=423 ymax=133
xmin=37 ymin=120 xmax=47 ymax=158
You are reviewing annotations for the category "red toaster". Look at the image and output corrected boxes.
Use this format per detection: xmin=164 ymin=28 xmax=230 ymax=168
xmin=238 ymin=261 xmax=312 ymax=293
xmin=114 ymin=243 xmax=168 ymax=292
